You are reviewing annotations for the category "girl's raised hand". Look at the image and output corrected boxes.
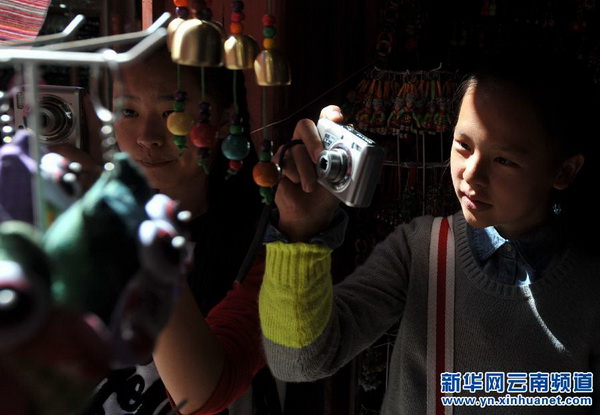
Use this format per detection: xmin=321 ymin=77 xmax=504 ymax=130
xmin=274 ymin=105 xmax=343 ymax=242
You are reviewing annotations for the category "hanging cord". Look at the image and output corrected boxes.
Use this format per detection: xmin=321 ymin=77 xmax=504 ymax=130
xmin=233 ymin=69 xmax=239 ymax=114
xmin=235 ymin=139 xmax=304 ymax=283
xmin=201 ymin=66 xmax=206 ymax=103
xmin=249 ymin=61 xmax=374 ymax=137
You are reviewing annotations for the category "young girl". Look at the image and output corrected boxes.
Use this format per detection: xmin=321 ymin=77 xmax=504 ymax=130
xmin=258 ymin=50 xmax=600 ymax=414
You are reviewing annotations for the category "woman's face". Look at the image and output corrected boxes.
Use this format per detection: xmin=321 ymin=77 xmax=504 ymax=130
xmin=114 ymin=55 xmax=222 ymax=192
xmin=450 ymin=82 xmax=565 ymax=239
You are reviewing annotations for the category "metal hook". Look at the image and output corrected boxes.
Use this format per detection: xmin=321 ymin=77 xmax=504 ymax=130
xmin=89 ymin=49 xmax=122 ymax=165
xmin=1 ymin=14 xmax=86 ymax=47
xmin=41 ymin=12 xmax=170 ymax=52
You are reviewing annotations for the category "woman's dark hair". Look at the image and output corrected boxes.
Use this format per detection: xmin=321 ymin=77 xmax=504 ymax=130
xmin=453 ymin=49 xmax=600 ymax=249
xmin=116 ymin=45 xmax=262 ymax=310
xmin=186 ymin=63 xmax=263 ymax=313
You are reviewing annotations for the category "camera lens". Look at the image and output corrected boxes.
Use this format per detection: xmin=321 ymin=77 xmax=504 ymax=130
xmin=317 ymin=149 xmax=348 ymax=184
xmin=38 ymin=95 xmax=75 ymax=144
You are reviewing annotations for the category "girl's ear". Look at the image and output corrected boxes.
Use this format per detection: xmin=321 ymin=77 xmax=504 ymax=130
xmin=553 ymin=154 xmax=585 ymax=190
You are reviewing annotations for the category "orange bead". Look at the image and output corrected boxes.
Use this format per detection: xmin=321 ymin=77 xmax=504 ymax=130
xmin=230 ymin=22 xmax=244 ymax=35
xmin=167 ymin=112 xmax=194 ymax=136
xmin=262 ymin=38 xmax=276 ymax=50
xmin=174 ymin=0 xmax=189 ymax=6
xmin=253 ymin=162 xmax=279 ymax=187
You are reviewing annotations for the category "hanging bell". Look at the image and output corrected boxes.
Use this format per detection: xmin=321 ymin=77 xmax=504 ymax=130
xmin=171 ymin=18 xmax=223 ymax=67
xmin=223 ymin=35 xmax=260 ymax=70
xmin=254 ymin=49 xmax=291 ymax=86
xmin=167 ymin=17 xmax=185 ymax=52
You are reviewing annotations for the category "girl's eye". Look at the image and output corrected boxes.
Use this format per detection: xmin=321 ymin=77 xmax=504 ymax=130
xmin=121 ymin=108 xmax=138 ymax=118
xmin=162 ymin=110 xmax=174 ymax=119
xmin=495 ymin=157 xmax=517 ymax=167
xmin=453 ymin=139 xmax=470 ymax=151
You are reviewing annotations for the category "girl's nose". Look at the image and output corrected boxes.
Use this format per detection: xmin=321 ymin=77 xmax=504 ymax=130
xmin=463 ymin=154 xmax=488 ymax=187
xmin=137 ymin=116 xmax=166 ymax=148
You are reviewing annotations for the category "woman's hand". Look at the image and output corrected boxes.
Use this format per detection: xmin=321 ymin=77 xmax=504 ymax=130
xmin=274 ymin=105 xmax=343 ymax=242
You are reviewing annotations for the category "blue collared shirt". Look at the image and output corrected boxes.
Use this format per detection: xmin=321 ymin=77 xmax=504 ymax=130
xmin=467 ymin=221 xmax=563 ymax=286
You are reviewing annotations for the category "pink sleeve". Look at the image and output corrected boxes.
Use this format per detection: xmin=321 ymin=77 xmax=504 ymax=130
xmin=175 ymin=253 xmax=266 ymax=415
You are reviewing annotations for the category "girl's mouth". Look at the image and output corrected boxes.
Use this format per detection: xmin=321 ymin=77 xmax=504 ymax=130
xmin=461 ymin=193 xmax=492 ymax=211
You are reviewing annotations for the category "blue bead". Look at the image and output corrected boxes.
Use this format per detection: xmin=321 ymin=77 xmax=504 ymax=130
xmin=221 ymin=134 xmax=250 ymax=160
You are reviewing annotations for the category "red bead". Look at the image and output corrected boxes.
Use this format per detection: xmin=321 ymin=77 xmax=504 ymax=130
xmin=230 ymin=22 xmax=243 ymax=35
xmin=229 ymin=160 xmax=243 ymax=171
xmin=231 ymin=11 xmax=245 ymax=23
xmin=262 ymin=14 xmax=276 ymax=26
xmin=174 ymin=0 xmax=189 ymax=7
xmin=190 ymin=123 xmax=217 ymax=148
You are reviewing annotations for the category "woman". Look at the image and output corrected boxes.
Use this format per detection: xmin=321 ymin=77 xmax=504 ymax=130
xmin=77 ymin=47 xmax=265 ymax=415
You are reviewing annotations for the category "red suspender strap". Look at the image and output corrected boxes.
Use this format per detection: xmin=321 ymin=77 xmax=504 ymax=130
xmin=426 ymin=216 xmax=455 ymax=415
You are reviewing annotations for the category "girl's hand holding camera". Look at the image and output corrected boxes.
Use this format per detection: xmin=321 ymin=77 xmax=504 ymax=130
xmin=275 ymin=105 xmax=343 ymax=242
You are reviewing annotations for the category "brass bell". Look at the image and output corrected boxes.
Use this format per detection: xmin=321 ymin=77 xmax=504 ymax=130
xmin=167 ymin=17 xmax=185 ymax=52
xmin=254 ymin=49 xmax=291 ymax=86
xmin=223 ymin=34 xmax=260 ymax=70
xmin=171 ymin=18 xmax=223 ymax=67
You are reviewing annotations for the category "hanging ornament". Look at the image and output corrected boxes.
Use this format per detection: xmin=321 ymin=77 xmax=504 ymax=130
xmin=224 ymin=0 xmax=260 ymax=69
xmin=254 ymin=4 xmax=291 ymax=86
xmin=221 ymin=112 xmax=250 ymax=178
xmin=167 ymin=89 xmax=191 ymax=154
xmin=171 ymin=0 xmax=223 ymax=67
xmin=190 ymin=101 xmax=217 ymax=173
xmin=252 ymin=139 xmax=279 ymax=204
xmin=167 ymin=0 xmax=190 ymax=51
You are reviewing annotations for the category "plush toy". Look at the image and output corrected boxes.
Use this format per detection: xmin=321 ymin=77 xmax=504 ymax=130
xmin=43 ymin=152 xmax=191 ymax=365
xmin=0 ymin=220 xmax=51 ymax=351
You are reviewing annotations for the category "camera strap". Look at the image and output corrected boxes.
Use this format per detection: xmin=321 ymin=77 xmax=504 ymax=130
xmin=426 ymin=215 xmax=455 ymax=415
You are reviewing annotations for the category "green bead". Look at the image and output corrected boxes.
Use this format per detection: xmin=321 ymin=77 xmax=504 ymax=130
xmin=173 ymin=135 xmax=187 ymax=149
xmin=221 ymin=134 xmax=250 ymax=160
xmin=259 ymin=186 xmax=273 ymax=204
xmin=263 ymin=26 xmax=276 ymax=38
xmin=173 ymin=100 xmax=185 ymax=112
xmin=229 ymin=124 xmax=244 ymax=135
xmin=259 ymin=150 xmax=272 ymax=162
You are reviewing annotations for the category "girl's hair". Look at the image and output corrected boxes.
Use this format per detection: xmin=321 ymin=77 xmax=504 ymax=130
xmin=453 ymin=49 xmax=600 ymax=248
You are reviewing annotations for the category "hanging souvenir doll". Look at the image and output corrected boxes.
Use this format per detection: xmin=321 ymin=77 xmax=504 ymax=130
xmin=421 ymin=99 xmax=437 ymax=135
xmin=387 ymin=96 xmax=403 ymax=137
xmin=434 ymin=97 xmax=451 ymax=133
xmin=369 ymin=97 xmax=387 ymax=135
xmin=356 ymin=95 xmax=373 ymax=131
xmin=395 ymin=93 xmax=421 ymax=143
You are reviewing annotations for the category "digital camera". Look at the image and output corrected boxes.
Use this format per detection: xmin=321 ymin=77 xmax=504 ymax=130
xmin=13 ymin=85 xmax=84 ymax=149
xmin=316 ymin=119 xmax=385 ymax=208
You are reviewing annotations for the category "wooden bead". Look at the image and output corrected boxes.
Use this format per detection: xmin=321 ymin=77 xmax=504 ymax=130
xmin=229 ymin=160 xmax=243 ymax=171
xmin=263 ymin=26 xmax=276 ymax=38
xmin=221 ymin=134 xmax=250 ymax=160
xmin=262 ymin=14 xmax=276 ymax=26
xmin=253 ymin=162 xmax=279 ymax=187
xmin=231 ymin=11 xmax=245 ymax=23
xmin=167 ymin=112 xmax=194 ymax=136
xmin=230 ymin=22 xmax=244 ymax=35
xmin=262 ymin=38 xmax=275 ymax=50
xmin=190 ymin=123 xmax=217 ymax=148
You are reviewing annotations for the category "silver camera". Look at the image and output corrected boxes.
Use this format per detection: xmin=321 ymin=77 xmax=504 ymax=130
xmin=13 ymin=85 xmax=84 ymax=148
xmin=317 ymin=119 xmax=385 ymax=208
